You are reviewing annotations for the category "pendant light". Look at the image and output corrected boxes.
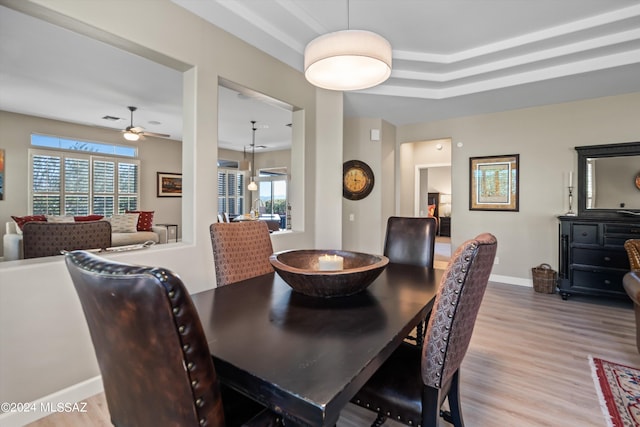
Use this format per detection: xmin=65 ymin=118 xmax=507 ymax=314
xmin=304 ymin=1 xmax=392 ymax=91
xmin=247 ymin=121 xmax=258 ymax=191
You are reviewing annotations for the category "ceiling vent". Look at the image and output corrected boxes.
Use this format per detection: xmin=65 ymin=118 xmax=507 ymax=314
xmin=102 ymin=115 xmax=122 ymax=121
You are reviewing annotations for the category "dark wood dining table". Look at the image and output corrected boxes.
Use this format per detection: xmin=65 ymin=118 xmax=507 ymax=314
xmin=191 ymin=263 xmax=443 ymax=427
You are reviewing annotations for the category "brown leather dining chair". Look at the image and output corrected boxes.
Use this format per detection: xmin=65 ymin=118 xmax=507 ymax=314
xmin=383 ymin=216 xmax=437 ymax=269
xmin=383 ymin=216 xmax=438 ymax=346
xmin=65 ymin=250 xmax=282 ymax=427
xmin=351 ymin=233 xmax=497 ymax=427
xmin=210 ymin=221 xmax=274 ymax=286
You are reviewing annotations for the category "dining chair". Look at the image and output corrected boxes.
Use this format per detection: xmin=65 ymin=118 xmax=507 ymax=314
xmin=383 ymin=216 xmax=438 ymax=346
xmin=351 ymin=233 xmax=497 ymax=427
xmin=65 ymin=250 xmax=282 ymax=427
xmin=218 ymin=213 xmax=225 ymax=223
xmin=210 ymin=221 xmax=274 ymax=286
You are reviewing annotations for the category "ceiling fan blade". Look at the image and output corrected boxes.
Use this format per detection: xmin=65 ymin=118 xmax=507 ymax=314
xmin=142 ymin=131 xmax=171 ymax=138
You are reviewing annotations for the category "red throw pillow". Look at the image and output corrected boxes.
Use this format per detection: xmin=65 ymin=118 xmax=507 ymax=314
xmin=74 ymin=214 xmax=104 ymax=222
xmin=125 ymin=210 xmax=154 ymax=231
xmin=11 ymin=215 xmax=47 ymax=230
xmin=427 ymin=204 xmax=436 ymax=217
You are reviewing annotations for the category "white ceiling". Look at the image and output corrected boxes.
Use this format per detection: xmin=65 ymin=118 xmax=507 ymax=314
xmin=2 ymin=1 xmax=640 ymax=151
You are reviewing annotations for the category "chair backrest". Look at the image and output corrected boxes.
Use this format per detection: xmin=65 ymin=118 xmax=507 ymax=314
xmin=23 ymin=220 xmax=112 ymax=259
xmin=218 ymin=214 xmax=225 ymax=223
xmin=625 ymin=239 xmax=640 ymax=271
xmin=65 ymin=250 xmax=226 ymax=427
xmin=422 ymin=233 xmax=497 ymax=390
xmin=210 ymin=221 xmax=274 ymax=286
xmin=383 ymin=216 xmax=437 ymax=268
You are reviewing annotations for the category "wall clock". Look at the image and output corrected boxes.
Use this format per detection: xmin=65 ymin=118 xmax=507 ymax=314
xmin=343 ymin=160 xmax=375 ymax=200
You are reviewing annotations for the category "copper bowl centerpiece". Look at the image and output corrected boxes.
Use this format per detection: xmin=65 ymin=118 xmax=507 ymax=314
xmin=269 ymin=249 xmax=389 ymax=298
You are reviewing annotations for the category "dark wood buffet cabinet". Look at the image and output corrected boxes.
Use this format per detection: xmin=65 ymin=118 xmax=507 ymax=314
xmin=558 ymin=216 xmax=639 ymax=299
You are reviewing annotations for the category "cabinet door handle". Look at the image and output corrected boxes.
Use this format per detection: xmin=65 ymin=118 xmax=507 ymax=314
xmin=604 ymin=279 xmax=611 ymax=285
xmin=603 ymin=256 xmax=611 ymax=262
xmin=582 ymin=232 xmax=588 ymax=237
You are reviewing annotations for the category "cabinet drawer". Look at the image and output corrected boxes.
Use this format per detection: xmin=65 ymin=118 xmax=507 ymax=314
xmin=572 ymin=224 xmax=599 ymax=245
xmin=572 ymin=248 xmax=630 ymax=269
xmin=604 ymin=223 xmax=640 ymax=236
xmin=572 ymin=269 xmax=625 ymax=293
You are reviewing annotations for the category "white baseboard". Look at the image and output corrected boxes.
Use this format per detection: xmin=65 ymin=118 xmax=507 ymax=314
xmin=0 ymin=376 xmax=103 ymax=427
xmin=490 ymin=273 xmax=533 ymax=287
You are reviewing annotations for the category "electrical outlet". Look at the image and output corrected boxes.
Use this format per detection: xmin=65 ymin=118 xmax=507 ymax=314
xmin=349 ymin=214 xmax=355 ymax=222
xmin=494 ymin=257 xmax=499 ymax=265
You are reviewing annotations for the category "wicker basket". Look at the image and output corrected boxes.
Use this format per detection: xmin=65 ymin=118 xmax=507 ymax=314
xmin=532 ymin=263 xmax=557 ymax=294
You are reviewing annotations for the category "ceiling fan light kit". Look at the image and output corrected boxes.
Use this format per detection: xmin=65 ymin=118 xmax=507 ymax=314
xmin=123 ymin=131 xmax=140 ymax=141
xmin=121 ymin=105 xmax=170 ymax=141
xmin=304 ymin=29 xmax=392 ymax=91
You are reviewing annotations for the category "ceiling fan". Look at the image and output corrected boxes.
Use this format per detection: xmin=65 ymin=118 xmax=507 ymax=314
xmin=122 ymin=106 xmax=170 ymax=141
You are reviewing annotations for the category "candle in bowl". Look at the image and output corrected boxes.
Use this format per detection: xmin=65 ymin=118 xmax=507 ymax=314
xmin=318 ymin=254 xmax=344 ymax=271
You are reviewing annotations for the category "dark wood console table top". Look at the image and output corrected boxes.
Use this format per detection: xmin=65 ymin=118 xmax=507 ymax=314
xmin=191 ymin=264 xmax=441 ymax=426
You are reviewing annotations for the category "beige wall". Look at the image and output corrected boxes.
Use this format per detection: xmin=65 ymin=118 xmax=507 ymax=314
xmin=342 ymin=117 xmax=392 ymax=254
xmin=397 ymin=92 xmax=640 ymax=282
xmin=0 ymin=0 xmax=320 ymax=415
xmin=0 ymin=111 xmax=183 ymax=254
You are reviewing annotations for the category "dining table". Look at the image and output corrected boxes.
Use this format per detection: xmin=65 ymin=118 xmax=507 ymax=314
xmin=191 ymin=262 xmax=443 ymax=427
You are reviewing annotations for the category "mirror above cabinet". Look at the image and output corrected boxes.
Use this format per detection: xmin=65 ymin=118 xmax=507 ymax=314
xmin=576 ymin=141 xmax=640 ymax=216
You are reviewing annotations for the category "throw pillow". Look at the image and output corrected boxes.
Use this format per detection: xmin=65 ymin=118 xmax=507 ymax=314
xmin=125 ymin=210 xmax=154 ymax=231
xmin=11 ymin=215 xmax=47 ymax=235
xmin=427 ymin=204 xmax=436 ymax=217
xmin=74 ymin=214 xmax=105 ymax=222
xmin=109 ymin=213 xmax=139 ymax=233
xmin=46 ymin=215 xmax=75 ymax=223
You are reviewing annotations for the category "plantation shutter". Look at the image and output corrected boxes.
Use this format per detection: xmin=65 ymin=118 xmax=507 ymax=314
xmin=32 ymin=154 xmax=62 ymax=215
xmin=93 ymin=159 xmax=115 ymax=216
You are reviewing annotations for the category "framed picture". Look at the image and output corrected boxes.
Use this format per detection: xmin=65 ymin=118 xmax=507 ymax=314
xmin=469 ymin=154 xmax=519 ymax=211
xmin=0 ymin=149 xmax=4 ymax=201
xmin=157 ymin=172 xmax=182 ymax=197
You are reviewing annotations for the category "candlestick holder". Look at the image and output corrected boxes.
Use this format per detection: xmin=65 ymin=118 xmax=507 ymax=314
xmin=565 ymin=186 xmax=577 ymax=216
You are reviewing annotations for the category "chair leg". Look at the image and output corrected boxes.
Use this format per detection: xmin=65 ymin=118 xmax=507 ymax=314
xmin=371 ymin=413 xmax=387 ymax=427
xmin=416 ymin=320 xmax=424 ymax=347
xmin=446 ymin=370 xmax=464 ymax=427
xmin=421 ymin=386 xmax=441 ymax=427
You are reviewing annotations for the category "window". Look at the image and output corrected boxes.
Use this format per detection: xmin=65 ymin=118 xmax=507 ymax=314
xmin=257 ymin=168 xmax=288 ymax=230
xmin=30 ymin=139 xmax=139 ymax=216
xmin=218 ymin=167 xmax=246 ymax=216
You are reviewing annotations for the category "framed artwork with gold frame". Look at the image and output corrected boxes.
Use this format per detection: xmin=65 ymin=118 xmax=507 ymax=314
xmin=469 ymin=154 xmax=519 ymax=211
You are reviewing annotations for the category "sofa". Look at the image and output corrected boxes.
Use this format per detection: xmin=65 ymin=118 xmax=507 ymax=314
xmin=4 ymin=218 xmax=168 ymax=261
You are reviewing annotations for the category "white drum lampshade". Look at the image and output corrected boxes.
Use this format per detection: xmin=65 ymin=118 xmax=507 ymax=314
xmin=304 ymin=30 xmax=392 ymax=91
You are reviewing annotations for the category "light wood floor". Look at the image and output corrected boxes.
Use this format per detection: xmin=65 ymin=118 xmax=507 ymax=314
xmin=27 ymin=281 xmax=636 ymax=427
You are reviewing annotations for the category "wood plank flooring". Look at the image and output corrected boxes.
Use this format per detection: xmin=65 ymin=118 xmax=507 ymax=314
xmin=26 ymin=281 xmax=636 ymax=427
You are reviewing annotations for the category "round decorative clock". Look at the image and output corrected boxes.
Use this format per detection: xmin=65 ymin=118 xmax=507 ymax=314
xmin=343 ymin=160 xmax=374 ymax=200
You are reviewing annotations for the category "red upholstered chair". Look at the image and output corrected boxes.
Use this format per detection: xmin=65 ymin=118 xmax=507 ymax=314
xmin=210 ymin=221 xmax=274 ymax=286
xmin=383 ymin=216 xmax=438 ymax=346
xmin=351 ymin=233 xmax=497 ymax=427
xmin=65 ymin=250 xmax=281 ymax=427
